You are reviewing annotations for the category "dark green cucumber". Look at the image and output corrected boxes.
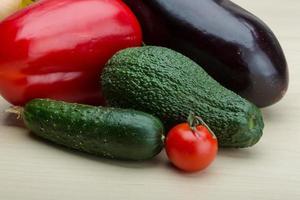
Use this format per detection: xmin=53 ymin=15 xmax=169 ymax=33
xmin=23 ymin=99 xmax=164 ymax=161
xmin=101 ymin=46 xmax=264 ymax=148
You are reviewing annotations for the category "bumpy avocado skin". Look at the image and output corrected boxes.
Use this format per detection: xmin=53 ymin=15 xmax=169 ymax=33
xmin=24 ymin=99 xmax=164 ymax=160
xmin=101 ymin=46 xmax=264 ymax=148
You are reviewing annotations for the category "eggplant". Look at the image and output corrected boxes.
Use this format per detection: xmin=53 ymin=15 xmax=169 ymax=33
xmin=123 ymin=0 xmax=289 ymax=107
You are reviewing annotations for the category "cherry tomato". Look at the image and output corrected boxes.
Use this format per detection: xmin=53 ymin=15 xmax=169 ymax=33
xmin=165 ymin=114 xmax=218 ymax=172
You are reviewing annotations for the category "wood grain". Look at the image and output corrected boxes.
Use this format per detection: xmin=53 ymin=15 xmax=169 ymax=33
xmin=0 ymin=0 xmax=299 ymax=199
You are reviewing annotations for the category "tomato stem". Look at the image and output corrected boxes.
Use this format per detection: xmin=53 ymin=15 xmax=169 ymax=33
xmin=187 ymin=112 xmax=217 ymax=139
xmin=187 ymin=112 xmax=198 ymax=132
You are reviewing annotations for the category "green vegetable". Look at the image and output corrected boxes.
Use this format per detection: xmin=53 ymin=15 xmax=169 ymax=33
xmin=101 ymin=46 xmax=264 ymax=148
xmin=21 ymin=99 xmax=164 ymax=160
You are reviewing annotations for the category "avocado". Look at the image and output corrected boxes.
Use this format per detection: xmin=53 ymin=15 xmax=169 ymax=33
xmin=101 ymin=46 xmax=264 ymax=148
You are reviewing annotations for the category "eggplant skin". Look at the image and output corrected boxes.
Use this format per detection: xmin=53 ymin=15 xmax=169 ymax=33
xmin=123 ymin=0 xmax=289 ymax=107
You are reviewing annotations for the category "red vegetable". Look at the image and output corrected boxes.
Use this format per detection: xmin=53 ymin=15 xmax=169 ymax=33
xmin=0 ymin=0 xmax=142 ymax=105
xmin=165 ymin=114 xmax=218 ymax=172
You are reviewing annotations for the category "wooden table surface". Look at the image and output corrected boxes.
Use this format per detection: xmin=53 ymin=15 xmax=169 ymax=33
xmin=0 ymin=0 xmax=299 ymax=199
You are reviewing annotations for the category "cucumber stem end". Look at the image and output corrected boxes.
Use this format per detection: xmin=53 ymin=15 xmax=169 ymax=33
xmin=5 ymin=106 xmax=24 ymax=119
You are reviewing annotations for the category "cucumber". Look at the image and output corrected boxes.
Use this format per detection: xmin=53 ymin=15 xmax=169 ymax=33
xmin=21 ymin=99 xmax=165 ymax=161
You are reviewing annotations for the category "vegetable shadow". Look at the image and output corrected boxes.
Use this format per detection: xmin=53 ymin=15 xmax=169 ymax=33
xmin=217 ymin=148 xmax=258 ymax=159
xmin=261 ymin=107 xmax=283 ymax=123
xmin=1 ymin=112 xmax=26 ymax=128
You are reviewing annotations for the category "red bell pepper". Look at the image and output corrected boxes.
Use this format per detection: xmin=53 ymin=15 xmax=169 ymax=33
xmin=0 ymin=0 xmax=142 ymax=105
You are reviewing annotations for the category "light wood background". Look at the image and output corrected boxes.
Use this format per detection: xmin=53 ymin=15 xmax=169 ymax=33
xmin=0 ymin=0 xmax=299 ymax=199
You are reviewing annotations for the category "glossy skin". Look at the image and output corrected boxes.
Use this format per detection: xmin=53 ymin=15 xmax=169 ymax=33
xmin=0 ymin=0 xmax=142 ymax=105
xmin=165 ymin=123 xmax=218 ymax=172
xmin=123 ymin=0 xmax=288 ymax=107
